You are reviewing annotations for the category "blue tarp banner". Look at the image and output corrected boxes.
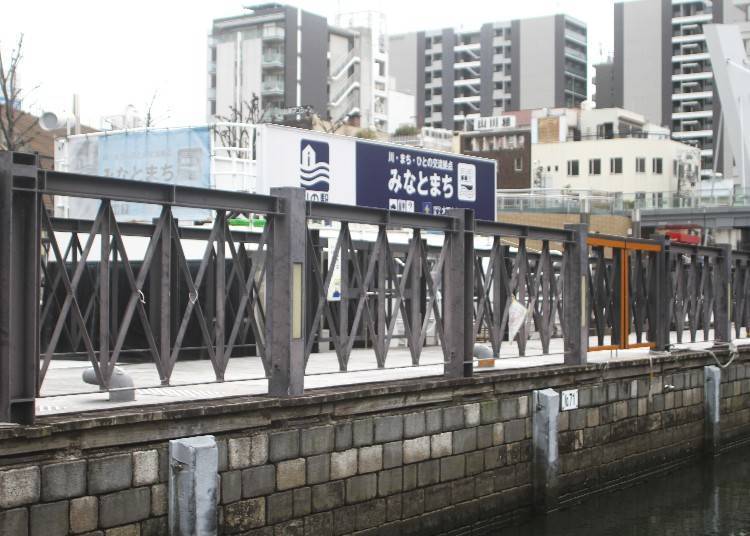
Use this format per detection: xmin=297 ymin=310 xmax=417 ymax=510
xmin=65 ymin=127 xmax=212 ymax=222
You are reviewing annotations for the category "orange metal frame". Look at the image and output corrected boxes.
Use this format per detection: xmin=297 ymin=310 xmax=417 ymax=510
xmin=587 ymin=237 xmax=659 ymax=352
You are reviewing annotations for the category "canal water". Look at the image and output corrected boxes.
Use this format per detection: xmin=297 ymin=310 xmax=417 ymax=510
xmin=497 ymin=446 xmax=750 ymax=536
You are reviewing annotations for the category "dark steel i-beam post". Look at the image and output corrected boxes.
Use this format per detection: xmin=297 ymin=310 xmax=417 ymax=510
xmin=648 ymin=235 xmax=670 ymax=351
xmin=267 ymin=188 xmax=306 ymax=396
xmin=563 ymin=224 xmax=588 ymax=365
xmin=715 ymin=244 xmax=732 ymax=344
xmin=444 ymin=209 xmax=474 ymax=378
xmin=0 ymin=152 xmax=41 ymax=424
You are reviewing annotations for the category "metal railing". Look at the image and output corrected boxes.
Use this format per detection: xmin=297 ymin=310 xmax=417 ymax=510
xmin=497 ymin=188 xmax=750 ymax=215
xmin=0 ymin=151 xmax=746 ymax=424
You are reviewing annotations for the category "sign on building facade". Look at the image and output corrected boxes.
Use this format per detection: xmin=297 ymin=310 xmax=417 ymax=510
xmin=473 ymin=115 xmax=517 ymax=131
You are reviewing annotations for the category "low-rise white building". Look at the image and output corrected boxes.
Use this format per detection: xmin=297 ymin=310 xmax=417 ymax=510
xmin=530 ymin=105 xmax=700 ymax=194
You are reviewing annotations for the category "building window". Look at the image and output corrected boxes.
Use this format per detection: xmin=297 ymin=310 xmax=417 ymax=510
xmin=635 ymin=157 xmax=646 ymax=173
xmin=673 ymin=160 xmax=679 ymax=175
xmin=652 ymin=157 xmax=663 ymax=174
xmin=589 ymin=159 xmax=601 ymax=175
xmin=514 ymin=158 xmax=523 ymax=172
xmin=210 ymin=100 xmax=216 ymax=116
xmin=567 ymin=160 xmax=580 ymax=176
xmin=610 ymin=157 xmax=622 ymax=174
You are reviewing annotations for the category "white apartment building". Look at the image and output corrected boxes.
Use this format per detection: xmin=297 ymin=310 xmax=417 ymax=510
xmin=530 ymin=106 xmax=701 ymax=194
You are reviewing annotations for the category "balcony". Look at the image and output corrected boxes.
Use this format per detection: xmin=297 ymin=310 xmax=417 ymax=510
xmin=454 ymin=43 xmax=481 ymax=52
xmin=673 ymin=52 xmax=710 ymax=63
xmin=672 ymin=13 xmax=713 ymax=25
xmin=673 ymin=109 xmax=713 ymax=120
xmin=454 ymin=78 xmax=480 ymax=87
xmin=454 ymin=95 xmax=481 ymax=104
xmin=262 ymin=53 xmax=284 ymax=69
xmin=262 ymin=26 xmax=285 ymax=41
xmin=261 ymin=80 xmax=285 ymax=96
xmin=672 ymin=33 xmax=706 ymax=44
xmin=564 ymin=47 xmax=586 ymax=62
xmin=454 ymin=60 xmax=481 ymax=70
xmin=672 ymin=71 xmax=713 ymax=82
xmin=672 ymin=129 xmax=713 ymax=139
xmin=565 ymin=29 xmax=587 ymax=46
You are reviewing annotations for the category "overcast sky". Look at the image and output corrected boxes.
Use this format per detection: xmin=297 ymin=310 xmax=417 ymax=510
xmin=1 ymin=0 xmax=616 ymax=128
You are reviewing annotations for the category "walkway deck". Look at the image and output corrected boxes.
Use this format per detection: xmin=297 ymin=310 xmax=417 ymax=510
xmin=34 ymin=331 xmax=732 ymax=416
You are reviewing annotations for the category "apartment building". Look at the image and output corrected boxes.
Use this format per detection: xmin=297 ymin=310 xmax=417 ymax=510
xmin=207 ymin=4 xmax=390 ymax=131
xmin=530 ymin=106 xmax=701 ymax=194
xmin=608 ymin=0 xmax=749 ymax=181
xmin=208 ymin=4 xmax=327 ymax=121
xmin=389 ymin=15 xmax=588 ymax=132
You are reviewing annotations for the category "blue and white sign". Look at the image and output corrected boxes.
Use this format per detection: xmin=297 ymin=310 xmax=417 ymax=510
xmin=61 ymin=127 xmax=212 ymax=222
xmin=355 ymin=142 xmax=494 ymax=219
xmin=300 ymin=139 xmax=331 ymax=194
xmin=257 ymin=125 xmax=496 ymax=221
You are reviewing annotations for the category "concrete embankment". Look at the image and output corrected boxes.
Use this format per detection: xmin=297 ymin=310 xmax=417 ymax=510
xmin=0 ymin=349 xmax=748 ymax=535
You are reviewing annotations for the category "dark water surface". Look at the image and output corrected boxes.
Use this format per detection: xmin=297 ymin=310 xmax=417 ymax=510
xmin=497 ymin=447 xmax=750 ymax=536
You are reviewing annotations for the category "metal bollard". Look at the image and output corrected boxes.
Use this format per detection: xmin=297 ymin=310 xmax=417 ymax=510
xmin=704 ymin=366 xmax=721 ymax=457
xmin=169 ymin=435 xmax=219 ymax=536
xmin=532 ymin=388 xmax=560 ymax=513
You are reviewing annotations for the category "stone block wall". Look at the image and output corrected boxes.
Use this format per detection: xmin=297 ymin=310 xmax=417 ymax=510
xmin=0 ymin=448 xmax=167 ymax=536
xmin=0 ymin=353 xmax=748 ymax=536
xmin=720 ymin=362 xmax=750 ymax=442
xmin=215 ymin=397 xmax=533 ymax=535
xmin=557 ymin=369 xmax=707 ymax=500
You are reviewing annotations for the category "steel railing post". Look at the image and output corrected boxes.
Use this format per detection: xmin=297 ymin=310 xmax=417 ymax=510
xmin=715 ymin=244 xmax=733 ymax=344
xmin=444 ymin=208 xmax=474 ymax=378
xmin=0 ymin=152 xmax=41 ymax=424
xmin=563 ymin=224 xmax=589 ymax=365
xmin=267 ymin=188 xmax=306 ymax=396
xmin=648 ymin=235 xmax=670 ymax=351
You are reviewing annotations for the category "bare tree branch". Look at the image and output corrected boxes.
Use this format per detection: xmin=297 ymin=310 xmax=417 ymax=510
xmin=0 ymin=33 xmax=37 ymax=151
xmin=213 ymin=94 xmax=264 ymax=158
xmin=143 ymin=90 xmax=170 ymax=127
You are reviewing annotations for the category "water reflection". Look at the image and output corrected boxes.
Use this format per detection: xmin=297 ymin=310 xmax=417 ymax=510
xmin=497 ymin=447 xmax=750 ymax=536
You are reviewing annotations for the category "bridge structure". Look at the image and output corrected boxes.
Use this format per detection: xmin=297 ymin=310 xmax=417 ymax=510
xmin=1 ymin=150 xmax=749 ymax=425
xmin=4 ymin=151 xmax=750 ymax=536
xmin=640 ymin=205 xmax=750 ymax=234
